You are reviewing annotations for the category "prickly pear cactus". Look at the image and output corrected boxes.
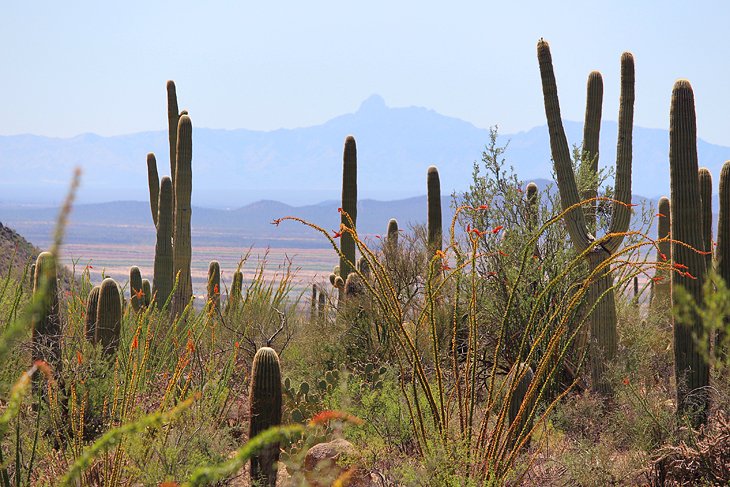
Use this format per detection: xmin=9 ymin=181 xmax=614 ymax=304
xmin=249 ymin=347 xmax=283 ymax=487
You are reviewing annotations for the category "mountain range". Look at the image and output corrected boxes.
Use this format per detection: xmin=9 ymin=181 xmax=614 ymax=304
xmin=3 ymin=94 xmax=730 ymax=208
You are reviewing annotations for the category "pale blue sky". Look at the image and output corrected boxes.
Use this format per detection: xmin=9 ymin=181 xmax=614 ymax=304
xmin=3 ymin=1 xmax=729 ymax=145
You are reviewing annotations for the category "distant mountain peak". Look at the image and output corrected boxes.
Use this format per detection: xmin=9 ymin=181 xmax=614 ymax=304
xmin=357 ymin=94 xmax=387 ymax=113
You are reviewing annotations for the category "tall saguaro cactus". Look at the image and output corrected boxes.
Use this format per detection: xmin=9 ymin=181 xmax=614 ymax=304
xmin=85 ymin=285 xmax=101 ymax=342
xmin=249 ymin=347 xmax=283 ymax=487
xmin=129 ymin=266 xmax=144 ymax=312
xmin=167 ymin=80 xmax=180 ymax=189
xmin=147 ymin=153 xmax=159 ymax=226
xmin=699 ymin=167 xmax=713 ymax=271
xmin=96 ymin=278 xmax=122 ymax=355
xmin=581 ymin=71 xmax=604 ymax=234
xmin=153 ymin=176 xmax=174 ymax=308
xmin=716 ymin=161 xmax=730 ymax=359
xmin=652 ymin=196 xmax=671 ymax=305
xmin=340 ymin=135 xmax=358 ymax=280
xmin=537 ymin=39 xmax=635 ymax=394
xmin=207 ymin=260 xmax=221 ymax=311
xmin=427 ymin=165 xmax=442 ymax=253
xmin=173 ymin=114 xmax=193 ymax=315
xmin=32 ymin=252 xmax=61 ymax=374
xmin=669 ymin=79 xmax=709 ymax=420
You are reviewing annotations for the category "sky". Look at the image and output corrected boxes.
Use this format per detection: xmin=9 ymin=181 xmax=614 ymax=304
xmin=3 ymin=1 xmax=730 ymax=145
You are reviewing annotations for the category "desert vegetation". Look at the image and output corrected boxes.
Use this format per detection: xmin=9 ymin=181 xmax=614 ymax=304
xmin=0 ymin=39 xmax=728 ymax=486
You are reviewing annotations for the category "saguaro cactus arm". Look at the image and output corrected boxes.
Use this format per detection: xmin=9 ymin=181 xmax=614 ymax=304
xmin=147 ymin=153 xmax=159 ymax=226
xmin=581 ymin=71 xmax=603 ymax=232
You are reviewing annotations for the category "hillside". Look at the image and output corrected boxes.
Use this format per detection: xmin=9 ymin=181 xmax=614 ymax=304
xmin=0 ymin=221 xmax=38 ymax=281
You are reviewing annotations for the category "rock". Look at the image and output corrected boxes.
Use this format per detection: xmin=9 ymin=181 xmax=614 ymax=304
xmin=303 ymin=439 xmax=380 ymax=487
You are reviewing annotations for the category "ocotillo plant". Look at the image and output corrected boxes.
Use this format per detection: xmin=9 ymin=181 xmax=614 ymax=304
xmin=31 ymin=251 xmax=61 ymax=375
xmin=340 ymin=135 xmax=358 ymax=280
xmin=96 ymin=277 xmax=122 ymax=355
xmin=173 ymin=114 xmax=193 ymax=316
xmin=249 ymin=347 xmax=283 ymax=487
xmin=427 ymin=165 xmax=442 ymax=253
xmin=699 ymin=167 xmax=713 ymax=271
xmin=652 ymin=196 xmax=671 ymax=305
xmin=129 ymin=266 xmax=144 ymax=312
xmin=147 ymin=152 xmax=159 ymax=226
xmin=207 ymin=261 xmax=221 ymax=312
xmin=669 ymin=79 xmax=709 ymax=421
xmin=84 ymin=285 xmax=101 ymax=342
xmin=153 ymin=176 xmax=174 ymax=309
xmin=167 ymin=80 xmax=180 ymax=190
xmin=716 ymin=161 xmax=730 ymax=359
xmin=537 ymin=39 xmax=635 ymax=394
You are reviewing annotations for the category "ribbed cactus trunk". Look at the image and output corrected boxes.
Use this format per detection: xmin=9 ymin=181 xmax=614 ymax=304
xmin=142 ymin=279 xmax=152 ymax=307
xmin=172 ymin=115 xmax=193 ymax=316
xmin=96 ymin=278 xmax=122 ymax=355
xmin=206 ymin=261 xmax=220 ymax=312
xmin=153 ymin=176 xmax=174 ymax=309
xmin=226 ymin=270 xmax=243 ymax=314
xmin=129 ymin=266 xmax=144 ymax=312
xmin=427 ymin=165 xmax=442 ymax=253
xmin=147 ymin=153 xmax=159 ymax=226
xmin=310 ymin=284 xmax=317 ymax=322
xmin=581 ymin=71 xmax=603 ymax=234
xmin=318 ymin=290 xmax=326 ymax=322
xmin=699 ymin=167 xmax=713 ymax=272
xmin=669 ymin=80 xmax=709 ymax=422
xmin=537 ymin=40 xmax=635 ymax=395
xmin=652 ymin=197 xmax=671 ymax=306
xmin=249 ymin=347 xmax=283 ymax=487
xmin=31 ymin=252 xmax=61 ymax=379
xmin=340 ymin=135 xmax=358 ymax=280
xmin=716 ymin=161 xmax=730 ymax=360
xmin=167 ymin=80 xmax=180 ymax=193
xmin=85 ymin=285 xmax=101 ymax=342
xmin=387 ymin=218 xmax=399 ymax=247
xmin=508 ymin=363 xmax=535 ymax=450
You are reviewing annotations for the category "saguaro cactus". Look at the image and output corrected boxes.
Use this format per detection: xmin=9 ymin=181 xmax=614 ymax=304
xmin=716 ymin=161 xmax=730 ymax=359
xmin=167 ymin=80 xmax=180 ymax=189
xmin=387 ymin=218 xmax=399 ymax=247
xmin=207 ymin=261 xmax=221 ymax=311
xmin=249 ymin=347 xmax=283 ymax=486
xmin=427 ymin=165 xmax=442 ymax=253
xmin=652 ymin=197 xmax=671 ymax=305
xmin=85 ymin=285 xmax=101 ymax=342
xmin=96 ymin=278 xmax=122 ymax=355
xmin=129 ymin=266 xmax=144 ymax=312
xmin=669 ymin=79 xmax=709 ymax=420
xmin=147 ymin=153 xmax=159 ymax=226
xmin=226 ymin=270 xmax=243 ymax=314
xmin=699 ymin=167 xmax=713 ymax=271
xmin=32 ymin=252 xmax=61 ymax=373
xmin=310 ymin=284 xmax=317 ymax=322
xmin=153 ymin=176 xmax=174 ymax=308
xmin=581 ymin=71 xmax=604 ymax=233
xmin=537 ymin=39 xmax=635 ymax=394
xmin=340 ymin=135 xmax=358 ymax=280
xmin=508 ymin=362 xmax=535 ymax=450
xmin=172 ymin=114 xmax=193 ymax=316
xmin=142 ymin=279 xmax=152 ymax=307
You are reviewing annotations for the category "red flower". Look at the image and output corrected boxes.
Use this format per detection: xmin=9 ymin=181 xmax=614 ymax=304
xmin=498 ymin=250 xmax=508 ymax=257
xmin=271 ymin=218 xmax=282 ymax=226
xmin=131 ymin=335 xmax=138 ymax=350
xmin=337 ymin=207 xmax=343 ymax=213
xmin=332 ymin=229 xmax=342 ymax=239
xmin=375 ymin=235 xmax=381 ymax=239
xmin=492 ymin=225 xmax=504 ymax=234
xmin=213 ymin=284 xmax=219 ymax=294
xmin=477 ymin=204 xmax=488 ymax=210
xmin=656 ymin=213 xmax=666 ymax=218
xmin=76 ymin=350 xmax=83 ymax=365
xmin=659 ymin=253 xmax=667 ymax=261
xmin=309 ymin=410 xmax=364 ymax=426
xmin=623 ymin=377 xmax=630 ymax=385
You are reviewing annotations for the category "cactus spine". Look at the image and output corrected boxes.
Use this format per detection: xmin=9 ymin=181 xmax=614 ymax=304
xmin=340 ymin=135 xmax=358 ymax=280
xmin=207 ymin=261 xmax=220 ymax=311
xmin=427 ymin=165 xmax=442 ymax=253
xmin=31 ymin=252 xmax=61 ymax=374
xmin=669 ymin=79 xmax=709 ymax=420
xmin=96 ymin=278 xmax=122 ymax=355
xmin=129 ymin=266 xmax=143 ymax=312
xmin=699 ymin=167 xmax=713 ymax=271
xmin=147 ymin=153 xmax=159 ymax=226
xmin=172 ymin=115 xmax=193 ymax=316
xmin=153 ymin=176 xmax=174 ymax=309
xmin=249 ymin=347 xmax=283 ymax=486
xmin=85 ymin=285 xmax=101 ymax=342
xmin=716 ymin=161 xmax=730 ymax=359
xmin=537 ymin=39 xmax=635 ymax=395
